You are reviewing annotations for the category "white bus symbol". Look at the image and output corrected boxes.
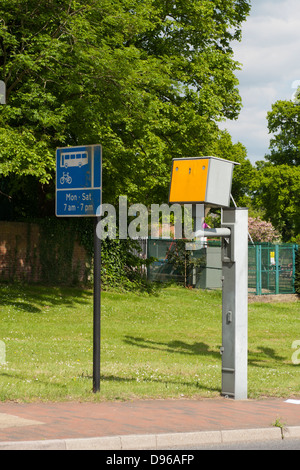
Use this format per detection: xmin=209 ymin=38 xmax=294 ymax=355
xmin=61 ymin=151 xmax=88 ymax=168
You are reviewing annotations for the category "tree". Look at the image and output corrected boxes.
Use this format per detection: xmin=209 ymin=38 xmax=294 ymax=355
xmin=0 ymin=0 xmax=251 ymax=218
xmin=252 ymin=87 xmax=300 ymax=241
xmin=253 ymin=164 xmax=300 ymax=242
xmin=211 ymin=129 xmax=256 ymax=207
xmin=266 ymin=89 xmax=300 ymax=166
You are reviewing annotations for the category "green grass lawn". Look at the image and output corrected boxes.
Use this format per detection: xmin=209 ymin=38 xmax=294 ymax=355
xmin=0 ymin=283 xmax=299 ymax=402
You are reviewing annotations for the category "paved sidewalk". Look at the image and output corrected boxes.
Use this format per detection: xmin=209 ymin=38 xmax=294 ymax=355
xmin=0 ymin=398 xmax=300 ymax=449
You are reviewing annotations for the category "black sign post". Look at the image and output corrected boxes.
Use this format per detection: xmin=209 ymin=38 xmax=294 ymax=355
xmin=56 ymin=144 xmax=102 ymax=394
xmin=93 ymin=217 xmax=101 ymax=393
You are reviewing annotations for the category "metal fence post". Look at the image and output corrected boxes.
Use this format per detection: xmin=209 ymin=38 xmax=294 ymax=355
xmin=275 ymin=244 xmax=279 ymax=295
xmin=292 ymin=245 xmax=297 ymax=293
xmin=256 ymin=244 xmax=262 ymax=295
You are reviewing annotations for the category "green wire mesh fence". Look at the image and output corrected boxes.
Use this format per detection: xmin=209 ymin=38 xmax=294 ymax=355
xmin=147 ymin=239 xmax=298 ymax=295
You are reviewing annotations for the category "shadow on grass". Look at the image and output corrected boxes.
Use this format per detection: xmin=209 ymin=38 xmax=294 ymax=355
xmin=124 ymin=336 xmax=287 ymax=368
xmin=81 ymin=373 xmax=220 ymax=394
xmin=249 ymin=346 xmax=285 ymax=366
xmin=0 ymin=370 xmax=69 ymax=398
xmin=124 ymin=335 xmax=220 ymax=359
xmin=0 ymin=282 xmax=93 ymax=313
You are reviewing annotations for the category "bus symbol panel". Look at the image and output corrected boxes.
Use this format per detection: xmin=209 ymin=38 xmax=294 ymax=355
xmin=61 ymin=151 xmax=88 ymax=168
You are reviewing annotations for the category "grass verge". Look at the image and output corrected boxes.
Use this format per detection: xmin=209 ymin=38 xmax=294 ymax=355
xmin=0 ymin=283 xmax=299 ymax=402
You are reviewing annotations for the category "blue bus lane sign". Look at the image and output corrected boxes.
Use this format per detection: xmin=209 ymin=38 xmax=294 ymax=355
xmin=56 ymin=145 xmax=102 ymax=217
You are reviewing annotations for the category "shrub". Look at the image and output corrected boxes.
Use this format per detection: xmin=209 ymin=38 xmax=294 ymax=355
xmin=248 ymin=217 xmax=281 ymax=243
xmin=75 ymin=218 xmax=151 ymax=290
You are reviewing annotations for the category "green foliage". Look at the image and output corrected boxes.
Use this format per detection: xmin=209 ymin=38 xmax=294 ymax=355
xmin=74 ymin=218 xmax=151 ymax=290
xmin=211 ymin=130 xmax=256 ymax=207
xmin=0 ymin=0 xmax=251 ymax=212
xmin=249 ymin=87 xmax=300 ymax=242
xmin=253 ymin=164 xmax=300 ymax=242
xmin=0 ymin=127 xmax=54 ymax=183
xmin=100 ymin=238 xmax=147 ymax=290
xmin=266 ymin=97 xmax=300 ymax=166
xmin=165 ymin=239 xmax=205 ymax=287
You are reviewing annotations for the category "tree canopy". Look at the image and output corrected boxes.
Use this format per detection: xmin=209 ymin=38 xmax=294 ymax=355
xmin=251 ymin=86 xmax=300 ymax=242
xmin=253 ymin=163 xmax=300 ymax=241
xmin=0 ymin=0 xmax=251 ymax=217
xmin=266 ymin=97 xmax=300 ymax=166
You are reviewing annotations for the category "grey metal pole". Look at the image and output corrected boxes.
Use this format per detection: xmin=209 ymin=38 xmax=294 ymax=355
xmin=189 ymin=205 xmax=248 ymax=400
xmin=221 ymin=208 xmax=248 ymax=400
xmin=93 ymin=217 xmax=101 ymax=392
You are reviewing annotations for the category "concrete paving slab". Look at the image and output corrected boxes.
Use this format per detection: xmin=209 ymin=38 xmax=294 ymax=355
xmin=221 ymin=427 xmax=282 ymax=443
xmin=284 ymin=426 xmax=300 ymax=439
xmin=65 ymin=436 xmax=122 ymax=451
xmin=0 ymin=413 xmax=44 ymax=430
xmin=0 ymin=439 xmax=66 ymax=450
xmin=156 ymin=431 xmax=222 ymax=449
xmin=121 ymin=434 xmax=157 ymax=450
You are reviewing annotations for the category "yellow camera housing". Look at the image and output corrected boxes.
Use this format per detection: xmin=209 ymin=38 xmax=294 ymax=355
xmin=169 ymin=156 xmax=239 ymax=207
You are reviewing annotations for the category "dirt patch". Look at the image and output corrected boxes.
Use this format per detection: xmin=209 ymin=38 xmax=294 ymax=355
xmin=248 ymin=293 xmax=299 ymax=304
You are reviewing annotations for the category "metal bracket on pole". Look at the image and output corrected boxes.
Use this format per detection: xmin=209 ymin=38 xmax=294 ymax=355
xmin=194 ymin=227 xmax=231 ymax=238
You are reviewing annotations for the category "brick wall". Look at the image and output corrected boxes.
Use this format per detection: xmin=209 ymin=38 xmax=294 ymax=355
xmin=0 ymin=221 xmax=90 ymax=285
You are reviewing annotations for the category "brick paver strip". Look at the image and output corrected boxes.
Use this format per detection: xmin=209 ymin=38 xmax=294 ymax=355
xmin=0 ymin=398 xmax=299 ymax=443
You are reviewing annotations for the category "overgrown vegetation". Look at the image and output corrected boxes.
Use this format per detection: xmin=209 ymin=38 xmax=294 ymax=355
xmin=0 ymin=0 xmax=252 ymax=219
xmin=73 ymin=218 xmax=153 ymax=290
xmin=165 ymin=239 xmax=206 ymax=287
